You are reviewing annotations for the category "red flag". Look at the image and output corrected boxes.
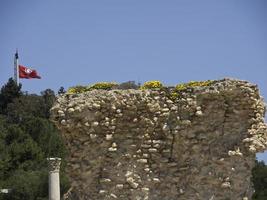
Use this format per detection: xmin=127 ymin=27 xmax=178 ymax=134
xmin=19 ymin=65 xmax=41 ymax=79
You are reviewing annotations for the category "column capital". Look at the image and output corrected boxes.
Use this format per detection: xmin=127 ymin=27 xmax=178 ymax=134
xmin=47 ymin=157 xmax=61 ymax=173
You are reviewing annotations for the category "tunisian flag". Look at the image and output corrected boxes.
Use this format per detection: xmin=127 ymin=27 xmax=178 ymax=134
xmin=19 ymin=65 xmax=41 ymax=79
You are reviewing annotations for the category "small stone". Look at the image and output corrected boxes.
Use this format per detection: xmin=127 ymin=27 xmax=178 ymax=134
xmin=153 ymin=178 xmax=160 ymax=183
xmin=148 ymin=148 xmax=157 ymax=153
xmin=171 ymin=106 xmax=178 ymax=111
xmin=162 ymin=124 xmax=169 ymax=132
xmin=137 ymin=159 xmax=147 ymax=163
xmin=228 ymin=148 xmax=243 ymax=157
xmin=144 ymin=168 xmax=150 ymax=172
xmin=249 ymin=146 xmax=257 ymax=153
xmin=196 ymin=110 xmax=203 ymax=116
xmin=181 ymin=120 xmax=191 ymax=126
xmin=85 ymin=122 xmax=90 ymax=127
xmin=68 ymin=108 xmax=75 ymax=113
xmin=112 ymin=142 xmax=117 ymax=148
xmin=141 ymin=144 xmax=151 ymax=148
xmin=110 ymin=193 xmax=117 ymax=199
xmin=100 ymin=178 xmax=111 ymax=183
xmin=58 ymin=110 xmax=64 ymax=114
xmin=106 ymin=134 xmax=113 ymax=140
xmin=142 ymin=187 xmax=150 ymax=192
xmin=162 ymin=108 xmax=169 ymax=112
xmin=108 ymin=147 xmax=117 ymax=152
xmin=143 ymin=153 xmax=149 ymax=158
xmin=61 ymin=119 xmax=67 ymax=126
xmin=116 ymin=109 xmax=121 ymax=113
xmin=74 ymin=106 xmax=81 ymax=112
xmin=99 ymin=190 xmax=107 ymax=194
xmin=116 ymin=184 xmax=124 ymax=189
xmin=58 ymin=110 xmax=65 ymax=116
xmin=125 ymin=171 xmax=133 ymax=177
xmin=90 ymin=134 xmax=97 ymax=139
xmin=104 ymin=121 xmax=109 ymax=126
xmin=111 ymin=105 xmax=116 ymax=110
xmin=92 ymin=121 xmax=99 ymax=127
xmin=196 ymin=106 xmax=201 ymax=111
xmin=126 ymin=177 xmax=139 ymax=188
xmin=221 ymin=182 xmax=231 ymax=188
xmin=93 ymin=103 xmax=101 ymax=109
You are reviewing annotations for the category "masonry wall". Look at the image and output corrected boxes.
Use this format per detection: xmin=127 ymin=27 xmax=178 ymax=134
xmin=51 ymin=79 xmax=267 ymax=200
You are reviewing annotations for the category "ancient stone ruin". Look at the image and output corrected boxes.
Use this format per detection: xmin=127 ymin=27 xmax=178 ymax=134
xmin=51 ymin=79 xmax=267 ymax=200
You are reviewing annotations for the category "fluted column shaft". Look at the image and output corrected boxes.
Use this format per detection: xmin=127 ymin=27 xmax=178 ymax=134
xmin=47 ymin=158 xmax=61 ymax=200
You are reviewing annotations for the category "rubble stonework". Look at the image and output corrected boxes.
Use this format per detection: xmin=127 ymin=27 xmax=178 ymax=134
xmin=50 ymin=79 xmax=267 ymax=200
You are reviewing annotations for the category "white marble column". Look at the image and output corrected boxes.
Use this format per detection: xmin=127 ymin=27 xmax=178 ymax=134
xmin=47 ymin=158 xmax=61 ymax=200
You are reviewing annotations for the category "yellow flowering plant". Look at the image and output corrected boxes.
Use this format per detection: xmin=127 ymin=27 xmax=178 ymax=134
xmin=175 ymin=80 xmax=214 ymax=91
xmin=140 ymin=81 xmax=163 ymax=89
xmin=67 ymin=85 xmax=88 ymax=94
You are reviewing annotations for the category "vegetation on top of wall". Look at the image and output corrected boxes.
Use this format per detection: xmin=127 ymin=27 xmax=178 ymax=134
xmin=66 ymin=80 xmax=216 ymax=94
xmin=140 ymin=80 xmax=163 ymax=89
xmin=166 ymin=80 xmax=215 ymax=101
xmin=175 ymin=80 xmax=214 ymax=91
xmin=88 ymin=82 xmax=118 ymax=90
xmin=67 ymin=85 xmax=88 ymax=94
xmin=67 ymin=82 xmax=118 ymax=94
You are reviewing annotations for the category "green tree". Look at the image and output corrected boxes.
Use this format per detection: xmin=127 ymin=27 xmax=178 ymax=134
xmin=252 ymin=160 xmax=267 ymax=199
xmin=41 ymin=89 xmax=56 ymax=118
xmin=58 ymin=86 xmax=66 ymax=95
xmin=0 ymin=78 xmax=69 ymax=200
xmin=0 ymin=78 xmax=22 ymax=114
xmin=117 ymin=81 xmax=140 ymax=89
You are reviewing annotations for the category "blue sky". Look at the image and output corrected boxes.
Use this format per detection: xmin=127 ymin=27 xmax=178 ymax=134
xmin=0 ymin=0 xmax=267 ymax=161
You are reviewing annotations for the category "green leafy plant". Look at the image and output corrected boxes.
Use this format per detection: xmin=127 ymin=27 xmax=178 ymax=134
xmin=175 ymin=80 xmax=214 ymax=91
xmin=88 ymin=82 xmax=118 ymax=90
xmin=67 ymin=86 xmax=88 ymax=94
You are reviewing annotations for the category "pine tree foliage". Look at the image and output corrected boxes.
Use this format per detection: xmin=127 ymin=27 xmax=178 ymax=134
xmin=0 ymin=79 xmax=69 ymax=200
xmin=252 ymin=160 xmax=267 ymax=199
xmin=0 ymin=78 xmax=22 ymax=114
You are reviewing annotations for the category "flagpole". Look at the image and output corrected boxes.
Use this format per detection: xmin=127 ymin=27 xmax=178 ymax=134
xmin=14 ymin=49 xmax=19 ymax=85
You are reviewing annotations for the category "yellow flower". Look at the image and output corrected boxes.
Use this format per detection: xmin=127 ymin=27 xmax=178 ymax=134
xmin=175 ymin=80 xmax=214 ymax=91
xmin=141 ymin=81 xmax=163 ymax=89
xmin=67 ymin=85 xmax=88 ymax=94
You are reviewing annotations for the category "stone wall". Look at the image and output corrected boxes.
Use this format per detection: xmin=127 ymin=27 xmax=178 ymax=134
xmin=50 ymin=79 xmax=267 ymax=200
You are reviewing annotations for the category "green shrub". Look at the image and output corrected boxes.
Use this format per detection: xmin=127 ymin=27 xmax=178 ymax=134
xmin=175 ymin=80 xmax=214 ymax=91
xmin=88 ymin=82 xmax=118 ymax=90
xmin=67 ymin=85 xmax=88 ymax=94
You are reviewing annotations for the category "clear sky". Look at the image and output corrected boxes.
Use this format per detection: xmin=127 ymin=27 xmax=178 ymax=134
xmin=0 ymin=0 xmax=266 ymax=161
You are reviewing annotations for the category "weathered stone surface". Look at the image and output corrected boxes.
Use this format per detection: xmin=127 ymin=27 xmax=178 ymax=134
xmin=51 ymin=79 xmax=267 ymax=200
